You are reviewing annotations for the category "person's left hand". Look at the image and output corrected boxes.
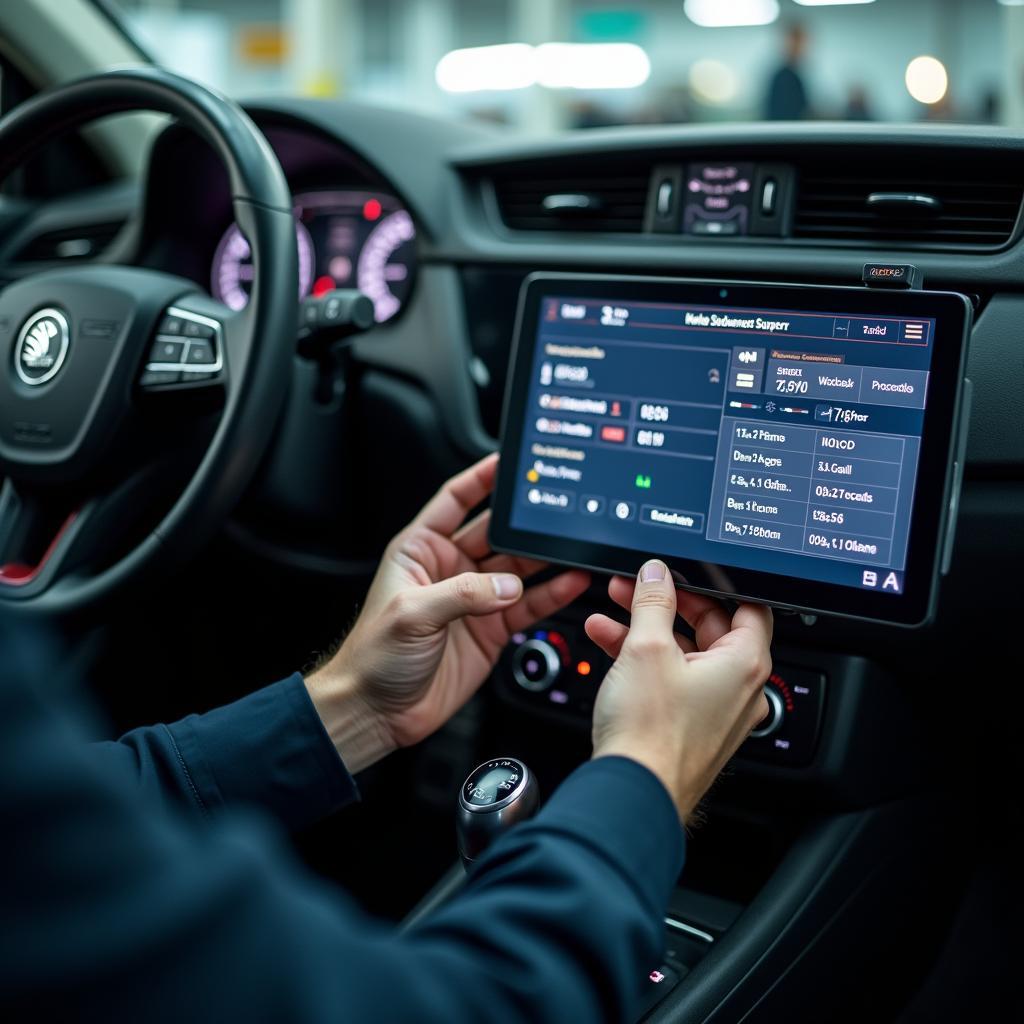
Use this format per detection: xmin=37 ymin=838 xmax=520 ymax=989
xmin=305 ymin=454 xmax=590 ymax=772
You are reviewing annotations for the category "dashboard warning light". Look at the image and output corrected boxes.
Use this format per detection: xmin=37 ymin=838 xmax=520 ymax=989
xmin=576 ymin=660 xmax=592 ymax=677
xmin=363 ymin=198 xmax=383 ymax=221
xmin=312 ymin=275 xmax=335 ymax=297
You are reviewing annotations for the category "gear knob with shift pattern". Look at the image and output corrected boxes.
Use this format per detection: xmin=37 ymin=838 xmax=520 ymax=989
xmin=456 ymin=757 xmax=539 ymax=866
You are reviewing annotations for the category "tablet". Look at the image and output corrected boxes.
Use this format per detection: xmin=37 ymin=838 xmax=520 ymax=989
xmin=489 ymin=274 xmax=972 ymax=627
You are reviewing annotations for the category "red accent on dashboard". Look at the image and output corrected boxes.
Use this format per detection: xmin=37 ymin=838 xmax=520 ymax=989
xmin=0 ymin=511 xmax=77 ymax=587
xmin=312 ymin=275 xmax=336 ymax=297
xmin=363 ymin=198 xmax=382 ymax=221
xmin=600 ymin=425 xmax=626 ymax=443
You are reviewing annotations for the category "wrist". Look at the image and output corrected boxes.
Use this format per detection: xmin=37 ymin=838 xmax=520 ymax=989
xmin=592 ymin=736 xmax=697 ymax=822
xmin=304 ymin=664 xmax=396 ymax=775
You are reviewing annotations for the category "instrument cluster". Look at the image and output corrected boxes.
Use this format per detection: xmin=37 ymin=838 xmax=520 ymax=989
xmin=211 ymin=189 xmax=417 ymax=323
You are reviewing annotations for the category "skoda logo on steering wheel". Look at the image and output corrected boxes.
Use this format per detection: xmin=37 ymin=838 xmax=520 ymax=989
xmin=14 ymin=308 xmax=70 ymax=386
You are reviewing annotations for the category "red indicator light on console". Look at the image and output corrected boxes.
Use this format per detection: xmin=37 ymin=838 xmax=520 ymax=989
xmin=577 ymin=660 xmax=592 ymax=676
xmin=363 ymin=198 xmax=382 ymax=221
xmin=312 ymin=275 xmax=335 ymax=297
xmin=601 ymin=425 xmax=626 ymax=443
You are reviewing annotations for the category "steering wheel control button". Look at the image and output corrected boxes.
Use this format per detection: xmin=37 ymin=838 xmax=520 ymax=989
xmin=183 ymin=320 xmax=214 ymax=339
xmin=14 ymin=308 xmax=70 ymax=387
xmin=512 ymin=638 xmax=561 ymax=692
xmin=141 ymin=307 xmax=223 ymax=389
xmin=140 ymin=369 xmax=181 ymax=387
xmin=150 ymin=339 xmax=185 ymax=364
xmin=158 ymin=315 xmax=185 ymax=335
xmin=184 ymin=340 xmax=216 ymax=365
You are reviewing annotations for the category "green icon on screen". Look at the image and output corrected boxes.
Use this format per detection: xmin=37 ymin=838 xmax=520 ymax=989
xmin=634 ymin=474 xmax=652 ymax=489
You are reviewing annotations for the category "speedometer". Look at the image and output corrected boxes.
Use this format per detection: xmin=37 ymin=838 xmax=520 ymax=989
xmin=357 ymin=209 xmax=416 ymax=322
xmin=211 ymin=220 xmax=315 ymax=312
xmin=210 ymin=190 xmax=417 ymax=323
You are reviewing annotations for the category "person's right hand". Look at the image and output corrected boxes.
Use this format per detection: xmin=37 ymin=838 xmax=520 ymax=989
xmin=585 ymin=560 xmax=773 ymax=822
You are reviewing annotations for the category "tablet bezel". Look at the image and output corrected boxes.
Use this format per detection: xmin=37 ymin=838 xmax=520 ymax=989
xmin=489 ymin=273 xmax=972 ymax=627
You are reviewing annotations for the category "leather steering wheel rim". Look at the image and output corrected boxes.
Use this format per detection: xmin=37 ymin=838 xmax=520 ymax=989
xmin=0 ymin=67 xmax=298 ymax=615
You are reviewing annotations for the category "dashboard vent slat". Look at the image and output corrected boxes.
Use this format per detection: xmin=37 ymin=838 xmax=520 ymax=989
xmin=491 ymin=164 xmax=650 ymax=233
xmin=794 ymin=161 xmax=1023 ymax=248
xmin=15 ymin=221 xmax=125 ymax=262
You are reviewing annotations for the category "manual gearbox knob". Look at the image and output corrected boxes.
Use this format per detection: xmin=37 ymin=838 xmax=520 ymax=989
xmin=456 ymin=757 xmax=539 ymax=865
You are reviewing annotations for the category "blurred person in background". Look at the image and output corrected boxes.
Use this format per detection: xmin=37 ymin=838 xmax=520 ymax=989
xmin=843 ymin=84 xmax=874 ymax=121
xmin=763 ymin=23 xmax=810 ymax=121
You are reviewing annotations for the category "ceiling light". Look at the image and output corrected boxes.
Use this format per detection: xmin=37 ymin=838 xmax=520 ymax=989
xmin=688 ymin=59 xmax=738 ymax=104
xmin=535 ymin=43 xmax=651 ymax=90
xmin=905 ymin=55 xmax=948 ymax=105
xmin=683 ymin=0 xmax=780 ymax=28
xmin=435 ymin=44 xmax=535 ymax=93
xmin=792 ymin=0 xmax=875 ymax=6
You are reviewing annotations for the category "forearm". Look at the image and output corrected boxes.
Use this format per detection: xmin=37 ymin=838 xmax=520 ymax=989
xmin=303 ymin=665 xmax=396 ymax=774
xmin=403 ymin=757 xmax=685 ymax=1022
xmin=93 ymin=673 xmax=359 ymax=830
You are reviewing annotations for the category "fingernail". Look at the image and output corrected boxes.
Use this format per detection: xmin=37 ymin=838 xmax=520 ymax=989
xmin=640 ymin=560 xmax=666 ymax=582
xmin=492 ymin=574 xmax=521 ymax=599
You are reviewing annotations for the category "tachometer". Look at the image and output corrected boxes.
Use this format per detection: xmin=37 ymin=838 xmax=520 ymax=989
xmin=357 ymin=209 xmax=416 ymax=322
xmin=211 ymin=219 xmax=315 ymax=311
xmin=211 ymin=190 xmax=417 ymax=322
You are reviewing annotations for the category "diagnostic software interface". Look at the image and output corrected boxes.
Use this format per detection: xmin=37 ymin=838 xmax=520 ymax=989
xmin=510 ymin=295 xmax=936 ymax=595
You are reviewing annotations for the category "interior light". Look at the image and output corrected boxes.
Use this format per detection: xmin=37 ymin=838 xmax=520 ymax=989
xmin=435 ymin=43 xmax=535 ymax=93
xmin=792 ymin=0 xmax=875 ymax=6
xmin=688 ymin=59 xmax=738 ymax=104
xmin=535 ymin=43 xmax=651 ymax=90
xmin=905 ymin=55 xmax=948 ymax=105
xmin=683 ymin=0 xmax=779 ymax=28
xmin=436 ymin=42 xmax=651 ymax=93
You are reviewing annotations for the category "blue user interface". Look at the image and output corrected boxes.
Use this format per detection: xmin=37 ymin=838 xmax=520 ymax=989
xmin=510 ymin=295 xmax=937 ymax=595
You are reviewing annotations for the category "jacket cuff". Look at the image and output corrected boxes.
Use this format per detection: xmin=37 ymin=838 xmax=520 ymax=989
xmin=167 ymin=673 xmax=359 ymax=830
xmin=534 ymin=756 xmax=685 ymax=917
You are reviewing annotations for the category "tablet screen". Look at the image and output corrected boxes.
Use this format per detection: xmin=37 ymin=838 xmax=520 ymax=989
xmin=492 ymin=276 xmax=971 ymax=625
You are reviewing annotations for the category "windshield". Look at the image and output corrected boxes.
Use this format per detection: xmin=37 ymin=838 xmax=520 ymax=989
xmin=108 ymin=1 xmax=1011 ymax=132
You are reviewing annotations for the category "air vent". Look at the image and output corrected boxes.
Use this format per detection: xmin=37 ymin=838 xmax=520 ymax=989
xmin=492 ymin=166 xmax=649 ymax=232
xmin=16 ymin=221 xmax=124 ymax=262
xmin=795 ymin=162 xmax=1022 ymax=248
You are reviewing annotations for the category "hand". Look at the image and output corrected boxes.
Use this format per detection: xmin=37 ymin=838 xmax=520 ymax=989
xmin=306 ymin=454 xmax=590 ymax=772
xmin=585 ymin=560 xmax=773 ymax=821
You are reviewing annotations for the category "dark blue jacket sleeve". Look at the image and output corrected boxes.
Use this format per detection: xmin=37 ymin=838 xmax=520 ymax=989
xmin=91 ymin=673 xmax=359 ymax=830
xmin=0 ymin=621 xmax=684 ymax=1023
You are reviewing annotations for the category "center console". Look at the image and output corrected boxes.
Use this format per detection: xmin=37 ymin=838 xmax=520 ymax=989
xmin=499 ymin=616 xmax=826 ymax=770
xmin=403 ymin=265 xmax=979 ymax=1022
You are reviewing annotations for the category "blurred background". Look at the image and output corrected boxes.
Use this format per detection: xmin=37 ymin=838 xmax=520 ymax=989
xmin=108 ymin=0 xmax=1024 ymax=132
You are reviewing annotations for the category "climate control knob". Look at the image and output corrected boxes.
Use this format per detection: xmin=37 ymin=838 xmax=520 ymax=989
xmin=750 ymin=685 xmax=785 ymax=739
xmin=512 ymin=638 xmax=561 ymax=692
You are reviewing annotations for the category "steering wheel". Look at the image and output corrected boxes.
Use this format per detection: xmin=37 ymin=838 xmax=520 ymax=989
xmin=0 ymin=68 xmax=298 ymax=615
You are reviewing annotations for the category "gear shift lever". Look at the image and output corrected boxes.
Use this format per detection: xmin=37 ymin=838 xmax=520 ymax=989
xmin=456 ymin=757 xmax=539 ymax=866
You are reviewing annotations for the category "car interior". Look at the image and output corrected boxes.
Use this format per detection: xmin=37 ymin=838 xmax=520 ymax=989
xmin=0 ymin=1 xmax=1019 ymax=1021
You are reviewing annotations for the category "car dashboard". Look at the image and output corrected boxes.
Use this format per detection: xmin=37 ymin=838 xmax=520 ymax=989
xmin=1 ymin=100 xmax=1020 ymax=1023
